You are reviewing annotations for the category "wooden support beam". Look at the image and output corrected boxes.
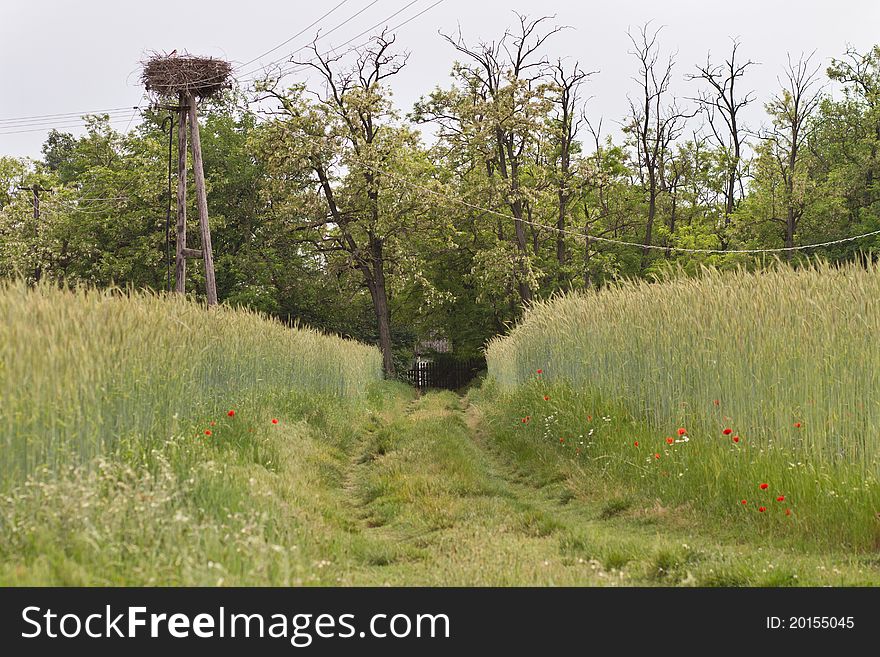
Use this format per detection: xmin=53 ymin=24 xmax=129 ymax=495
xmin=181 ymin=247 xmax=203 ymax=259
xmin=187 ymin=93 xmax=218 ymax=306
xmin=174 ymin=91 xmax=187 ymax=294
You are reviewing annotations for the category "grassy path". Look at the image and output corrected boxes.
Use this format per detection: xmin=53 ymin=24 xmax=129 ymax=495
xmin=332 ymin=391 xmax=880 ymax=586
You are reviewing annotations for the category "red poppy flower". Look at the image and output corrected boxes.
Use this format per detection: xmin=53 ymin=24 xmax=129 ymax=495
xmin=759 ymin=483 xmax=769 ymax=490
xmin=654 ymin=453 xmax=660 ymax=460
xmin=543 ymin=395 xmax=550 ymax=401
xmin=722 ymin=428 xmax=732 ymax=435
xmin=271 ymin=418 xmax=279 ymax=425
xmin=559 ymin=438 xmax=565 ymax=443
xmin=633 ymin=441 xmax=639 ymax=447
xmin=758 ymin=506 xmax=766 ymax=513
xmin=521 ymin=418 xmax=527 ymax=423
xmin=210 ymin=421 xmax=216 ymax=426
xmin=678 ymin=428 xmax=687 ymax=436
xmin=713 ymin=399 xmax=720 ymax=406
xmin=776 ymin=495 xmax=785 ymax=502
xmin=536 ymin=369 xmax=543 ymax=374
xmin=794 ymin=422 xmax=802 ymax=428
xmin=587 ymin=415 xmax=593 ymax=421
xmin=785 ymin=509 xmax=792 ymax=516
xmin=666 ymin=437 xmax=674 ymax=445
xmin=733 ymin=435 xmax=740 ymax=443
xmin=227 ymin=410 xmax=235 ymax=417
xmin=204 ymin=429 xmax=212 ymax=436
xmin=741 ymin=499 xmax=747 ymax=505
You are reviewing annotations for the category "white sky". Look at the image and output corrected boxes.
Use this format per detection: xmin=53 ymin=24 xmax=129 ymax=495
xmin=1 ymin=0 xmax=879 ymax=158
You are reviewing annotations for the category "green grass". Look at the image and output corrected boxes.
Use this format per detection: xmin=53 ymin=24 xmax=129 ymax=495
xmin=485 ymin=262 xmax=880 ymax=550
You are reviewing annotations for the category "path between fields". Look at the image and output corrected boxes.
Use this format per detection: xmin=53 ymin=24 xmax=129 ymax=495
xmin=335 ymin=390 xmax=670 ymax=585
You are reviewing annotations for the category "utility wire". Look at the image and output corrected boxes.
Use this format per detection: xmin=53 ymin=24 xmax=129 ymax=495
xmin=175 ymin=0 xmax=382 ymax=90
xmin=233 ymin=0 xmax=353 ymax=71
xmin=0 ymin=109 xmax=137 ymax=130
xmin=235 ymin=0 xmax=382 ymax=79
xmin=241 ymin=0 xmax=440 ymax=84
xmin=280 ymin=0 xmax=443 ymax=78
xmin=364 ymin=163 xmax=880 ymax=255
xmin=0 ymin=106 xmax=136 ymax=124
xmin=0 ymin=113 xmax=140 ymax=136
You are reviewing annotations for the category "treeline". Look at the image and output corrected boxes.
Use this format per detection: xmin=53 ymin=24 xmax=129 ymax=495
xmin=1 ymin=17 xmax=879 ymax=373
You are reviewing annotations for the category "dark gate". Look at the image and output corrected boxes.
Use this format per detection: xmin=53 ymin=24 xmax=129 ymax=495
xmin=405 ymin=357 xmax=485 ymax=392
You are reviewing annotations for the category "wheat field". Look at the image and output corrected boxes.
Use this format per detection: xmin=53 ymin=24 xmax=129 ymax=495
xmin=0 ymin=281 xmax=382 ymax=484
xmin=486 ymin=262 xmax=880 ymax=547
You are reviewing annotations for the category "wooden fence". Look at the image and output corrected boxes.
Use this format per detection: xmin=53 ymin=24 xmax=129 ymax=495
xmin=405 ymin=358 xmax=485 ymax=392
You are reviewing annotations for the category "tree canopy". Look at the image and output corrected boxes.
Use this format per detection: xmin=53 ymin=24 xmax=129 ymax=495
xmin=3 ymin=21 xmax=880 ymax=374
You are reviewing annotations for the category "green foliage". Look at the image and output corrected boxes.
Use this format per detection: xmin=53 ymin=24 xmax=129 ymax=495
xmin=3 ymin=37 xmax=880 ymax=371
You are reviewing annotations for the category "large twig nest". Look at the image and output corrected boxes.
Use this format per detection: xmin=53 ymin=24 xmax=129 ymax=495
xmin=141 ymin=53 xmax=233 ymax=98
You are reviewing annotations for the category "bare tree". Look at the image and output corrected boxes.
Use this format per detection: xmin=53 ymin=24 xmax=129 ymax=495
xmin=549 ymin=60 xmax=593 ymax=271
xmin=625 ymin=23 xmax=693 ymax=270
xmin=762 ymin=52 xmax=824 ymax=258
xmin=581 ymin=118 xmax=642 ymax=287
xmin=438 ymin=13 xmax=565 ymax=304
xmin=688 ymin=38 xmax=757 ymax=246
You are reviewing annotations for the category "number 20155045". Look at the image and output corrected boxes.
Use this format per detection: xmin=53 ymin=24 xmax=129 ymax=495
xmin=766 ymin=616 xmax=854 ymax=629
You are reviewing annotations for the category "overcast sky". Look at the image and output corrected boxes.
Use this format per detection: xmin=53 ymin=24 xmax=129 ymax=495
xmin=2 ymin=0 xmax=879 ymax=158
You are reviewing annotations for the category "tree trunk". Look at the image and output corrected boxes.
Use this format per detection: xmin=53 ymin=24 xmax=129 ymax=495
xmin=557 ymin=190 xmax=567 ymax=265
xmin=368 ymin=236 xmax=396 ymax=377
xmin=642 ymin=182 xmax=657 ymax=270
xmin=785 ymin=207 xmax=796 ymax=261
xmin=583 ymin=222 xmax=592 ymax=288
xmin=666 ymin=191 xmax=677 ymax=257
xmin=499 ymin=132 xmax=533 ymax=306
xmin=511 ymin=198 xmax=533 ymax=305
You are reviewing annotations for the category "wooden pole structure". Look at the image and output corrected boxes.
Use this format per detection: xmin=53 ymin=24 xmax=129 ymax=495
xmin=174 ymin=92 xmax=188 ymax=294
xmin=144 ymin=54 xmax=228 ymax=304
xmin=17 ymin=185 xmax=50 ymax=283
xmin=186 ymin=92 xmax=218 ymax=306
xmin=31 ymin=186 xmax=41 ymax=283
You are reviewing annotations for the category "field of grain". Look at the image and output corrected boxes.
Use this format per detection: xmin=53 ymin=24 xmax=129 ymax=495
xmin=0 ymin=282 xmax=381 ymax=484
xmin=485 ymin=262 xmax=880 ymax=548
xmin=0 ymin=282 xmax=386 ymax=584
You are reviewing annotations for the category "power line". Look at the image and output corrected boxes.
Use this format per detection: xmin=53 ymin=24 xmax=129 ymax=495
xmin=0 ymin=1 xmax=442 ymax=130
xmin=365 ymin=163 xmax=880 ymax=255
xmin=0 ymin=113 xmax=140 ymax=136
xmin=0 ymin=110 xmax=138 ymax=130
xmin=241 ymin=0 xmax=439 ymax=84
xmin=233 ymin=0 xmax=353 ymax=71
xmin=177 ymin=0 xmax=381 ymax=90
xmin=236 ymin=0 xmax=384 ymax=80
xmin=57 ymin=94 xmax=147 ymax=206
xmin=0 ymin=106 xmax=137 ymax=124
xmin=0 ymin=1 xmax=355 ymax=131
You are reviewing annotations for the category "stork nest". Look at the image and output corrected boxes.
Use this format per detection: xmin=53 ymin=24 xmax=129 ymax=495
xmin=141 ymin=53 xmax=233 ymax=98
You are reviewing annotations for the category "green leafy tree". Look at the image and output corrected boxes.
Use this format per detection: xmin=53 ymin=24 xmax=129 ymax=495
xmin=257 ymin=33 xmax=433 ymax=375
